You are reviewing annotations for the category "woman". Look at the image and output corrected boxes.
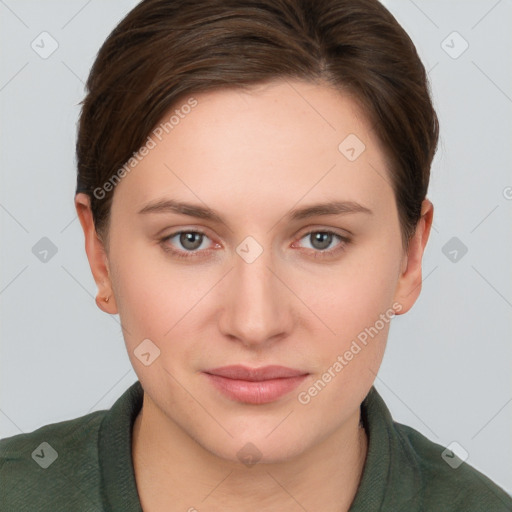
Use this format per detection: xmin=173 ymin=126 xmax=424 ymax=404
xmin=1 ymin=0 xmax=510 ymax=510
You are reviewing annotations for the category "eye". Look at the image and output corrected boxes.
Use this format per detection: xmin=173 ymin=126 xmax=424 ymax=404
xmin=160 ymin=230 xmax=216 ymax=259
xmin=294 ymin=229 xmax=350 ymax=258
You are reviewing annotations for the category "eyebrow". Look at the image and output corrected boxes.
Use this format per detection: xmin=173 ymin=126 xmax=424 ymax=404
xmin=138 ymin=198 xmax=373 ymax=223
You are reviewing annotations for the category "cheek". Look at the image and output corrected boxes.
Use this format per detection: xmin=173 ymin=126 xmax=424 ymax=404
xmin=295 ymin=262 xmax=396 ymax=410
xmin=109 ymin=236 xmax=177 ymax=343
xmin=292 ymin=235 xmax=401 ymax=384
xmin=300 ymin=242 xmax=400 ymax=334
xmin=109 ymin=236 xmax=216 ymax=366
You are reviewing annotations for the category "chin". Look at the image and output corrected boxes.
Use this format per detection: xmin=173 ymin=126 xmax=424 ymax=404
xmin=196 ymin=429 xmax=310 ymax=467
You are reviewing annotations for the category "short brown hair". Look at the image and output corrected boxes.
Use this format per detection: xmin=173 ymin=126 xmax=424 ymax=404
xmin=76 ymin=0 xmax=439 ymax=250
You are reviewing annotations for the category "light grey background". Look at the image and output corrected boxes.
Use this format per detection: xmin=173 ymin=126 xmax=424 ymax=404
xmin=1 ymin=0 xmax=511 ymax=495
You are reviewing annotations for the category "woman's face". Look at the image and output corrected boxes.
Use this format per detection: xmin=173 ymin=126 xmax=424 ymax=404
xmin=78 ymin=79 xmax=431 ymax=463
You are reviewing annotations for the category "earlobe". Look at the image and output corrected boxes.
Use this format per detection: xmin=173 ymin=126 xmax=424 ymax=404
xmin=392 ymin=199 xmax=434 ymax=315
xmin=74 ymin=193 xmax=118 ymax=314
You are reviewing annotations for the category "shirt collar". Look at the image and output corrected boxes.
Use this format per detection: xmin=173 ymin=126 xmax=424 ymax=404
xmin=98 ymin=380 xmax=144 ymax=512
xmin=349 ymin=386 xmax=423 ymax=511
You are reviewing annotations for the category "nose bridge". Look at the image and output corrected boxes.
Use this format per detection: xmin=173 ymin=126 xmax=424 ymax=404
xmin=219 ymin=236 xmax=291 ymax=345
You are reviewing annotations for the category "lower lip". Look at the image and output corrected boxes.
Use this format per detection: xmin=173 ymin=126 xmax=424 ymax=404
xmin=204 ymin=373 xmax=308 ymax=405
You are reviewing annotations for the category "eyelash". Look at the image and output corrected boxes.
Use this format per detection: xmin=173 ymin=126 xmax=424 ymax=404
xmin=159 ymin=229 xmax=351 ymax=260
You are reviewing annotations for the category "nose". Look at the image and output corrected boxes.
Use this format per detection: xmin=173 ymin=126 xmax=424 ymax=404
xmin=217 ymin=242 xmax=294 ymax=349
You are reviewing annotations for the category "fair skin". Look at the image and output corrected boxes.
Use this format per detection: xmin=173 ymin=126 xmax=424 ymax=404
xmin=75 ymin=79 xmax=433 ymax=512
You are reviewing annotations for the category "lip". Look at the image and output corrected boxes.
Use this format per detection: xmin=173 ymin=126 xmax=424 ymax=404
xmin=203 ymin=365 xmax=309 ymax=405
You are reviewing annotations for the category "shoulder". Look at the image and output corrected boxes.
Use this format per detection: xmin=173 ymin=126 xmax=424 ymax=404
xmin=393 ymin=421 xmax=512 ymax=511
xmin=0 ymin=409 xmax=104 ymax=457
xmin=0 ymin=410 xmax=106 ymax=511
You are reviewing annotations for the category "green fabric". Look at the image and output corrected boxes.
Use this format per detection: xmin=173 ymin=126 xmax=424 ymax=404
xmin=1 ymin=381 xmax=511 ymax=511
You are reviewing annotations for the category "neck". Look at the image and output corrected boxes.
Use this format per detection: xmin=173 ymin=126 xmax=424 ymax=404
xmin=132 ymin=394 xmax=368 ymax=512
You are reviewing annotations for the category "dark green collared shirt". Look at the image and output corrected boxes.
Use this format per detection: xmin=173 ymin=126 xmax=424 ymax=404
xmin=1 ymin=381 xmax=511 ymax=511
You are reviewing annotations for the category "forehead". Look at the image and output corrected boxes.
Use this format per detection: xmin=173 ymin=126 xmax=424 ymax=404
xmin=111 ymin=79 xmax=393 ymax=218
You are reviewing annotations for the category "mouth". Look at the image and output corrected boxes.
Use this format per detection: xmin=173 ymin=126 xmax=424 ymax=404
xmin=203 ymin=365 xmax=309 ymax=405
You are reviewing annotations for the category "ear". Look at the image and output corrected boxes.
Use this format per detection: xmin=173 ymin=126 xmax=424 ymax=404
xmin=74 ymin=193 xmax=118 ymax=314
xmin=393 ymin=199 xmax=434 ymax=315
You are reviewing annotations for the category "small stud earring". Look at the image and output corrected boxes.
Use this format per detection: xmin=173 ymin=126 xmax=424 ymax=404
xmin=104 ymin=296 xmax=110 ymax=303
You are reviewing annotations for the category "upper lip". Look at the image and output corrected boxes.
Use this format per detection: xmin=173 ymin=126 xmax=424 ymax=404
xmin=204 ymin=365 xmax=308 ymax=381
